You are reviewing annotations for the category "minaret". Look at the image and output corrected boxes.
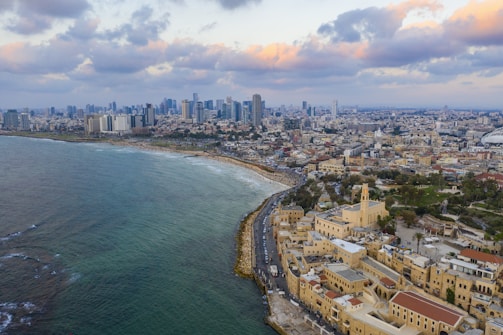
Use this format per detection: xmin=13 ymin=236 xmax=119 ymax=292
xmin=360 ymin=183 xmax=369 ymax=227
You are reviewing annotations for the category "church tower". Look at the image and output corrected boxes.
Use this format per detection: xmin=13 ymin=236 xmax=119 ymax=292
xmin=360 ymin=183 xmax=370 ymax=227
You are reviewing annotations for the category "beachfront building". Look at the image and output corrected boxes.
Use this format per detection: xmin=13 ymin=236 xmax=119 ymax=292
xmin=275 ymin=204 xmax=304 ymax=224
xmin=314 ymin=184 xmax=388 ymax=240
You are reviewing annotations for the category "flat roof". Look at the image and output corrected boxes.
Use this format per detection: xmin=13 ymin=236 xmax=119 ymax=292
xmin=449 ymin=258 xmax=479 ymax=271
xmin=324 ymin=264 xmax=367 ymax=282
xmin=331 ymin=238 xmax=366 ymax=254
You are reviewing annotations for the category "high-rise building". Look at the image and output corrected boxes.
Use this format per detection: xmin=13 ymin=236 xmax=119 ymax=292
xmin=192 ymin=93 xmax=199 ymax=119
xmin=181 ymin=99 xmax=191 ymax=120
xmin=19 ymin=113 xmax=30 ymax=131
xmin=252 ymin=94 xmax=262 ymax=127
xmin=332 ymin=99 xmax=338 ymax=120
xmin=3 ymin=110 xmax=19 ymax=130
xmin=242 ymin=105 xmax=249 ymax=124
xmin=204 ymin=100 xmax=214 ymax=110
xmin=144 ymin=103 xmax=155 ymax=126
xmin=226 ymin=97 xmax=237 ymax=121
xmin=85 ymin=114 xmax=101 ymax=134
xmin=233 ymin=101 xmax=242 ymax=122
xmin=195 ymin=101 xmax=204 ymax=124
xmin=216 ymin=99 xmax=224 ymax=112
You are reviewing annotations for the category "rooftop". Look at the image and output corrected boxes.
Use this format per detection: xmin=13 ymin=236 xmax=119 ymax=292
xmin=324 ymin=264 xmax=367 ymax=282
xmin=390 ymin=291 xmax=464 ymax=327
xmin=331 ymin=238 xmax=366 ymax=254
xmin=459 ymin=248 xmax=503 ymax=265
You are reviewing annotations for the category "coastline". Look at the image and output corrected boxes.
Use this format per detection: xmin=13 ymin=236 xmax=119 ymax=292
xmin=109 ymin=139 xmax=298 ymax=188
xmin=1 ymin=133 xmax=300 ymax=334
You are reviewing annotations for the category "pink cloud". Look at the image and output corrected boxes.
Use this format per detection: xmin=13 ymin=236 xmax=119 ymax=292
xmin=446 ymin=0 xmax=503 ymax=45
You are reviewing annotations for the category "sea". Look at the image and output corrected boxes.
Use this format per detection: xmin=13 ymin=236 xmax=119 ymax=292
xmin=0 ymin=136 xmax=286 ymax=335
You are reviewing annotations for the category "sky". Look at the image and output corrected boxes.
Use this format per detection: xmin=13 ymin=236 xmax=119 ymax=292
xmin=0 ymin=0 xmax=503 ymax=109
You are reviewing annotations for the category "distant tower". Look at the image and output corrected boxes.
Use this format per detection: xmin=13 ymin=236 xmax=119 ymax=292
xmin=192 ymin=93 xmax=199 ymax=118
xmin=3 ymin=110 xmax=19 ymax=130
xmin=360 ymin=183 xmax=370 ymax=227
xmin=144 ymin=103 xmax=155 ymax=126
xmin=252 ymin=93 xmax=262 ymax=127
xmin=195 ymin=101 xmax=204 ymax=124
xmin=332 ymin=99 xmax=338 ymax=120
xmin=181 ymin=99 xmax=191 ymax=120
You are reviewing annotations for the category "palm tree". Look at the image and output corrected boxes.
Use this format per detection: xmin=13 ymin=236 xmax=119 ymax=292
xmin=413 ymin=232 xmax=424 ymax=254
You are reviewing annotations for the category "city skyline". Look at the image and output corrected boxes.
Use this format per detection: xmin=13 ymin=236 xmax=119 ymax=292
xmin=0 ymin=0 xmax=502 ymax=109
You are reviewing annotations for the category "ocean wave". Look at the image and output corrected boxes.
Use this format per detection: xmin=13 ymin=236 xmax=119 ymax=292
xmin=114 ymin=147 xmax=137 ymax=154
xmin=20 ymin=302 xmax=37 ymax=312
xmin=0 ymin=303 xmax=17 ymax=310
xmin=0 ymin=301 xmax=39 ymax=332
xmin=0 ymin=253 xmax=25 ymax=260
xmin=0 ymin=231 xmax=22 ymax=242
xmin=0 ymin=311 xmax=12 ymax=332
xmin=68 ymin=272 xmax=81 ymax=284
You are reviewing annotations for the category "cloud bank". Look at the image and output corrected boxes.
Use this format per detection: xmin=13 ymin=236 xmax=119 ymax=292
xmin=0 ymin=0 xmax=502 ymax=107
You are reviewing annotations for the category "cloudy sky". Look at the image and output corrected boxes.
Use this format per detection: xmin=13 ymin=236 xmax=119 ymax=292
xmin=1 ymin=0 xmax=502 ymax=109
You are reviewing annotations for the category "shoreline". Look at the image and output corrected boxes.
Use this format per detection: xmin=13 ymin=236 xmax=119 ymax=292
xmin=1 ymin=133 xmax=300 ymax=334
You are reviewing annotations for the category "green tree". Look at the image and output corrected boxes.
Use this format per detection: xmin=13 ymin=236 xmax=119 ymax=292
xmin=446 ymin=287 xmax=455 ymax=304
xmin=401 ymin=210 xmax=416 ymax=228
xmin=428 ymin=172 xmax=446 ymax=189
xmin=385 ymin=196 xmax=395 ymax=210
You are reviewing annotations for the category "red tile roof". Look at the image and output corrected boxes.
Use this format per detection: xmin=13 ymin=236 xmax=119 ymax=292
xmin=390 ymin=291 xmax=463 ymax=327
xmin=348 ymin=298 xmax=362 ymax=306
xmin=380 ymin=277 xmax=396 ymax=288
xmin=459 ymin=248 xmax=503 ymax=265
xmin=325 ymin=290 xmax=341 ymax=299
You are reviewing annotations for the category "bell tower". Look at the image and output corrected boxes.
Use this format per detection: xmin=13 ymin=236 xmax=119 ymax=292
xmin=360 ymin=183 xmax=369 ymax=227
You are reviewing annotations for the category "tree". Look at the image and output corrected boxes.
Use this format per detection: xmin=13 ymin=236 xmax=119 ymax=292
xmin=385 ymin=196 xmax=395 ymax=210
xmin=413 ymin=232 xmax=424 ymax=254
xmin=446 ymin=287 xmax=455 ymax=304
xmin=401 ymin=210 xmax=416 ymax=228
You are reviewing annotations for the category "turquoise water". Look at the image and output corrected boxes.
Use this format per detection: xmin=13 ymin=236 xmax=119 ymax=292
xmin=0 ymin=136 xmax=284 ymax=334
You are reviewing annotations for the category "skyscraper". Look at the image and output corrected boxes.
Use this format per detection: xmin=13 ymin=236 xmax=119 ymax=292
xmin=252 ymin=93 xmax=262 ymax=127
xmin=181 ymin=99 xmax=191 ymax=120
xmin=3 ymin=110 xmax=19 ymax=130
xmin=192 ymin=93 xmax=199 ymax=119
xmin=19 ymin=113 xmax=30 ymax=131
xmin=195 ymin=101 xmax=204 ymax=124
xmin=144 ymin=103 xmax=155 ymax=126
xmin=332 ymin=99 xmax=338 ymax=120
